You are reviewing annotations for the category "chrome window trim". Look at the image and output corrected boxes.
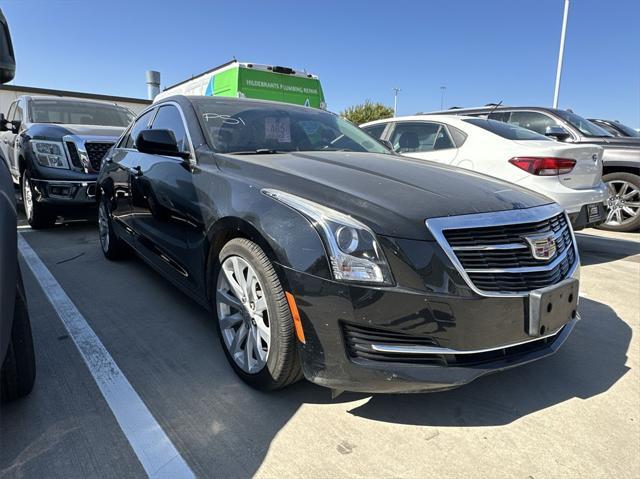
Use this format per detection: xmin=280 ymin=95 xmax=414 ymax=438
xmin=370 ymin=316 xmax=578 ymax=355
xmin=425 ymin=203 xmax=580 ymax=298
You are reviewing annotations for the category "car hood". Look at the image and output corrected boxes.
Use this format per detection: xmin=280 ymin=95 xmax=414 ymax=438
xmin=215 ymin=151 xmax=553 ymax=241
xmin=27 ymin=123 xmax=125 ymax=141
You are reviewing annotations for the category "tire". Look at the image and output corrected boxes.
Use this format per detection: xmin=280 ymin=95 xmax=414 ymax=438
xmin=212 ymin=238 xmax=302 ymax=391
xmin=22 ymin=171 xmax=56 ymax=229
xmin=1 ymin=279 xmax=36 ymax=402
xmin=598 ymin=172 xmax=640 ymax=232
xmin=98 ymin=195 xmax=130 ymax=260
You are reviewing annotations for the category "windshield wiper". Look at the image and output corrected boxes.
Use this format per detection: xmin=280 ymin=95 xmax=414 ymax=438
xmin=227 ymin=149 xmax=289 ymax=155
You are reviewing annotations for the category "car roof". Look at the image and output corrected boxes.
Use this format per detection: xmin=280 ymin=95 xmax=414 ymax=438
xmin=23 ymin=95 xmax=127 ymax=108
xmin=156 ymin=94 xmax=337 ymax=116
xmin=419 ymin=105 xmax=564 ymax=115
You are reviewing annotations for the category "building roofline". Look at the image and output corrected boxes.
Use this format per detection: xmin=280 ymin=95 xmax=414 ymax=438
xmin=0 ymin=84 xmax=151 ymax=105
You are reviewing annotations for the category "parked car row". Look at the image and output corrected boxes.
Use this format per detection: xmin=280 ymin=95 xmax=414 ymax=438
xmin=423 ymin=106 xmax=640 ymax=232
xmin=362 ymin=114 xmax=607 ymax=231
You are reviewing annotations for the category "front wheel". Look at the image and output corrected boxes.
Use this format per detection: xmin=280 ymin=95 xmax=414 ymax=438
xmin=98 ymin=195 xmax=130 ymax=260
xmin=22 ymin=172 xmax=56 ymax=229
xmin=598 ymin=172 xmax=640 ymax=232
xmin=213 ymin=238 xmax=302 ymax=391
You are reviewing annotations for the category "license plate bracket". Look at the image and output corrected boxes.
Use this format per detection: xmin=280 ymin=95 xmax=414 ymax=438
xmin=528 ymin=278 xmax=579 ymax=337
xmin=587 ymin=203 xmax=601 ymax=223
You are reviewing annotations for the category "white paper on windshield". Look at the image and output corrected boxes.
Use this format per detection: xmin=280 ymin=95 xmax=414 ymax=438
xmin=265 ymin=117 xmax=291 ymax=143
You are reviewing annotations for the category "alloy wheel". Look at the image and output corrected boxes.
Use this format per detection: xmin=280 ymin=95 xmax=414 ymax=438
xmin=216 ymin=256 xmax=271 ymax=374
xmin=98 ymin=202 xmax=110 ymax=252
xmin=605 ymin=180 xmax=640 ymax=227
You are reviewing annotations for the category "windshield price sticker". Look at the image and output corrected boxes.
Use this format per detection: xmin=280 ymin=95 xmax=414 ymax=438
xmin=265 ymin=117 xmax=291 ymax=143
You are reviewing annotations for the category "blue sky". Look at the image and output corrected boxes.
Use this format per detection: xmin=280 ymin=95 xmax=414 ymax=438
xmin=3 ymin=0 xmax=639 ymax=127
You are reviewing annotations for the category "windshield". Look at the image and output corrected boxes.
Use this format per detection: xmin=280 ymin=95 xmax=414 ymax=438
xmin=29 ymin=100 xmax=134 ymax=127
xmin=555 ymin=110 xmax=612 ymax=137
xmin=193 ymin=99 xmax=391 ymax=155
xmin=463 ymin=118 xmax=551 ymax=141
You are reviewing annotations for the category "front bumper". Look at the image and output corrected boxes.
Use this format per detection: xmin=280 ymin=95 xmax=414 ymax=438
xmin=30 ymin=178 xmax=97 ymax=207
xmin=282 ymin=266 xmax=579 ymax=394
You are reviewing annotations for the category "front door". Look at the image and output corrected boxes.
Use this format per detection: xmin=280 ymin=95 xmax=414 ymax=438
xmin=130 ymin=104 xmax=197 ymax=288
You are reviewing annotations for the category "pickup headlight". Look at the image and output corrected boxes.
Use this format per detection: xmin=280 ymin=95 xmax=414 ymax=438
xmin=31 ymin=141 xmax=70 ymax=169
xmin=262 ymin=189 xmax=393 ymax=285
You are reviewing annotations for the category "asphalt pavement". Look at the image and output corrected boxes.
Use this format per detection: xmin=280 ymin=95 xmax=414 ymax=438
xmin=1 ymin=214 xmax=638 ymax=479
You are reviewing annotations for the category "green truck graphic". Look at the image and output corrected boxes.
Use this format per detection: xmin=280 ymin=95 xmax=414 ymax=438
xmin=156 ymin=61 xmax=326 ymax=109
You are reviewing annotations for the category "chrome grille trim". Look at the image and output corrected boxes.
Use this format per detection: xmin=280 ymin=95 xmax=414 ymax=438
xmin=425 ymin=204 xmax=580 ymax=297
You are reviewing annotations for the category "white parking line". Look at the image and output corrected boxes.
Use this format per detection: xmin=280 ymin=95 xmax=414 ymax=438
xmin=18 ymin=235 xmax=195 ymax=479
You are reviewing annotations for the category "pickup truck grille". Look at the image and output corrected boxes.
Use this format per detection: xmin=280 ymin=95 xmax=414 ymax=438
xmin=427 ymin=207 xmax=578 ymax=295
xmin=85 ymin=142 xmax=114 ymax=171
xmin=65 ymin=141 xmax=83 ymax=168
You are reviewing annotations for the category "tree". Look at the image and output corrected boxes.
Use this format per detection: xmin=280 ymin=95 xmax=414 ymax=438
xmin=340 ymin=100 xmax=394 ymax=125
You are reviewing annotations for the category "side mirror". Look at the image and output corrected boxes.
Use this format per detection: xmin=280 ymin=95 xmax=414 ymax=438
xmin=378 ymin=139 xmax=394 ymax=151
xmin=0 ymin=10 xmax=16 ymax=85
xmin=10 ymin=119 xmax=20 ymax=134
xmin=545 ymin=125 xmax=571 ymax=141
xmin=0 ymin=113 xmax=7 ymax=132
xmin=136 ymin=129 xmax=190 ymax=160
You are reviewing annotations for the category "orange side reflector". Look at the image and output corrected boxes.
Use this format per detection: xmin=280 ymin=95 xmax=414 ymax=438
xmin=285 ymin=292 xmax=306 ymax=344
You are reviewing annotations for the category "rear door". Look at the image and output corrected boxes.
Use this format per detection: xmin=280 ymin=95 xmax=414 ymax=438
xmin=107 ymin=108 xmax=155 ymax=235
xmin=388 ymin=121 xmax=458 ymax=164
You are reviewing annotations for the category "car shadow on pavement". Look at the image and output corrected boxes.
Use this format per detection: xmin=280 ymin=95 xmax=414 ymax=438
xmin=576 ymin=232 xmax=640 ymax=266
xmin=342 ymin=297 xmax=630 ymax=427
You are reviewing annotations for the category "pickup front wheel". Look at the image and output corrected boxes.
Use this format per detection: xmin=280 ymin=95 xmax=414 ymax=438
xmin=22 ymin=172 xmax=56 ymax=229
xmin=599 ymin=172 xmax=640 ymax=232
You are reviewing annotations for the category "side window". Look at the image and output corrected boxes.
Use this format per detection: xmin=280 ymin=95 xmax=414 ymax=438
xmin=448 ymin=125 xmax=468 ymax=148
xmin=506 ymin=111 xmax=557 ymax=135
xmin=123 ymin=109 xmax=155 ymax=149
xmin=362 ymin=123 xmax=386 ymax=139
xmin=151 ymin=105 xmax=188 ymax=152
xmin=487 ymin=111 xmax=510 ymax=122
xmin=390 ymin=122 xmax=454 ymax=153
xmin=6 ymin=101 xmax=16 ymax=121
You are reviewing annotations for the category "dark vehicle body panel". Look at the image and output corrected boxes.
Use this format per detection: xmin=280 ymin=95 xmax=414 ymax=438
xmin=98 ymin=96 xmax=574 ymax=392
xmin=0 ymin=157 xmax=16 ymax=362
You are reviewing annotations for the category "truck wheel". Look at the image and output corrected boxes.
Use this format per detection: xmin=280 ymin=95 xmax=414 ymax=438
xmin=213 ymin=238 xmax=302 ymax=391
xmin=598 ymin=172 xmax=640 ymax=232
xmin=22 ymin=172 xmax=56 ymax=229
xmin=98 ymin=195 xmax=130 ymax=260
xmin=1 ymin=284 xmax=36 ymax=402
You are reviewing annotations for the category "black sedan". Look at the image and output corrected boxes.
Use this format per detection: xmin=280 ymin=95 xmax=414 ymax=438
xmin=97 ymin=96 xmax=581 ymax=393
xmin=588 ymin=119 xmax=640 ymax=138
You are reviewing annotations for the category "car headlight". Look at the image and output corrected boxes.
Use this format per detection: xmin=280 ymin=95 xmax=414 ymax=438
xmin=262 ymin=189 xmax=393 ymax=285
xmin=31 ymin=141 xmax=70 ymax=169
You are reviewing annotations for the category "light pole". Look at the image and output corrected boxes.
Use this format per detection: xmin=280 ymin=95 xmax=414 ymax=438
xmin=440 ymin=86 xmax=446 ymax=110
xmin=393 ymin=87 xmax=401 ymax=116
xmin=553 ymin=0 xmax=570 ymax=108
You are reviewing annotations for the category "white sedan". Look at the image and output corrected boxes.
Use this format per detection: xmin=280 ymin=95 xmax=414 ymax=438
xmin=362 ymin=115 xmax=608 ymax=230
